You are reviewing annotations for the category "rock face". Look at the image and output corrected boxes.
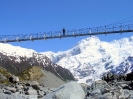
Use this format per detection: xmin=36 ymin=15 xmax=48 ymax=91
xmin=42 ymin=81 xmax=85 ymax=99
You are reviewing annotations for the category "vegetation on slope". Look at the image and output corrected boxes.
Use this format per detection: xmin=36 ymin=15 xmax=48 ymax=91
xmin=18 ymin=66 xmax=43 ymax=81
xmin=0 ymin=67 xmax=11 ymax=84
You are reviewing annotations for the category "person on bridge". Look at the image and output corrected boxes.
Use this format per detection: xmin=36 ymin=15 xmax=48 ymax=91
xmin=62 ymin=28 xmax=66 ymax=36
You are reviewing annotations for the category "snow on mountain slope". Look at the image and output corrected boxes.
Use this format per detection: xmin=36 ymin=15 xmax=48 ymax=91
xmin=0 ymin=43 xmax=35 ymax=58
xmin=41 ymin=36 xmax=133 ymax=85
xmin=0 ymin=43 xmax=75 ymax=81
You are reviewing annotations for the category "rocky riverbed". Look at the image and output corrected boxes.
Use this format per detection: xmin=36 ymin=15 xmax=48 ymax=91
xmin=0 ymin=70 xmax=133 ymax=99
xmin=0 ymin=81 xmax=85 ymax=99
xmin=0 ymin=79 xmax=133 ymax=99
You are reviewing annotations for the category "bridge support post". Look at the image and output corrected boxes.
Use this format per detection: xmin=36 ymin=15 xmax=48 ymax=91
xmin=104 ymin=26 xmax=107 ymax=36
xmin=120 ymin=25 xmax=123 ymax=35
xmin=128 ymin=25 xmax=130 ymax=30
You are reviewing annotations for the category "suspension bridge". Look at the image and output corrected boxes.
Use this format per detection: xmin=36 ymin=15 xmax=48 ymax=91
xmin=0 ymin=17 xmax=133 ymax=43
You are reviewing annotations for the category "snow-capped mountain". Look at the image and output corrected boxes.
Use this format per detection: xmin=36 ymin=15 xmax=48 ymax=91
xmin=41 ymin=36 xmax=133 ymax=85
xmin=0 ymin=43 xmax=74 ymax=81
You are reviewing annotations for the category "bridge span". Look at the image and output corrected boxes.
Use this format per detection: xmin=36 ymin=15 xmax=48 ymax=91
xmin=0 ymin=24 xmax=133 ymax=43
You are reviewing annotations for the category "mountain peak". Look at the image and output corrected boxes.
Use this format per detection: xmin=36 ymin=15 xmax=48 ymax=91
xmin=75 ymin=36 xmax=100 ymax=47
xmin=43 ymin=36 xmax=133 ymax=84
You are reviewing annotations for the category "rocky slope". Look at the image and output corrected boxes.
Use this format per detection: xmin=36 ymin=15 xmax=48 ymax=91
xmin=18 ymin=66 xmax=67 ymax=88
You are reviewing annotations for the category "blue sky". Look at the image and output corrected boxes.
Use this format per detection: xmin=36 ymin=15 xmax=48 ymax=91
xmin=0 ymin=0 xmax=133 ymax=52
